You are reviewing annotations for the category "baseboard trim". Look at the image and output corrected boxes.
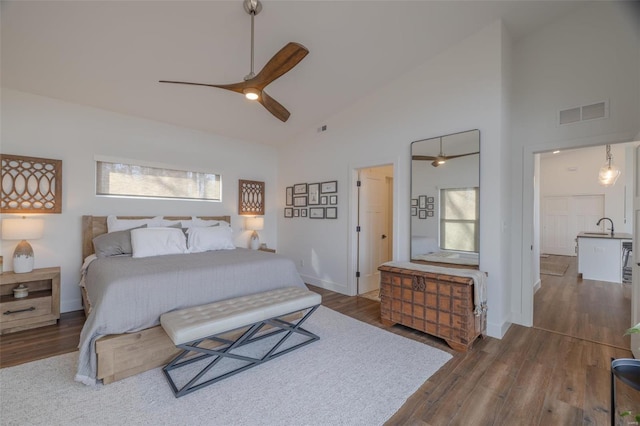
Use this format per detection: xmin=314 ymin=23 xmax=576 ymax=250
xmin=533 ymin=278 xmax=542 ymax=294
xmin=301 ymin=274 xmax=349 ymax=295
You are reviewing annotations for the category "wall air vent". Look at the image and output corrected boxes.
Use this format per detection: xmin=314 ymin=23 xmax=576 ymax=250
xmin=559 ymin=100 xmax=608 ymax=126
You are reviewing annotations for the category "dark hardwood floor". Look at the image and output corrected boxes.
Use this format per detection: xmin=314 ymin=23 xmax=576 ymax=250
xmin=1 ymin=275 xmax=638 ymax=425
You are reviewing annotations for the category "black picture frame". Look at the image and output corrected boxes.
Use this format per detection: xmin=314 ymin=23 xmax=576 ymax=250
xmin=284 ymin=207 xmax=293 ymax=218
xmin=301 ymin=209 xmax=307 ymax=217
xmin=427 ymin=210 xmax=434 ymax=217
xmin=426 ymin=203 xmax=434 ymax=211
xmin=329 ymin=195 xmax=337 ymax=205
xmin=293 ymin=209 xmax=300 ymax=217
xmin=418 ymin=195 xmax=427 ymax=209
xmin=320 ymin=181 xmax=338 ymax=194
xmin=411 ymin=207 xmax=417 ymax=216
xmin=427 ymin=196 xmax=434 ymax=204
xmin=326 ymin=207 xmax=337 ymax=219
xmin=411 ymin=199 xmax=418 ymax=207
xmin=286 ymin=187 xmax=293 ymax=206
xmin=309 ymin=207 xmax=325 ymax=219
xmin=308 ymin=183 xmax=320 ymax=205
xmin=293 ymin=183 xmax=308 ymax=195
xmin=293 ymin=195 xmax=308 ymax=207
xmin=320 ymin=196 xmax=328 ymax=205
xmin=419 ymin=210 xmax=427 ymax=219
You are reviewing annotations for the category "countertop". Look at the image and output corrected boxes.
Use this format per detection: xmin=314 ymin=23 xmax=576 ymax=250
xmin=577 ymin=231 xmax=633 ymax=240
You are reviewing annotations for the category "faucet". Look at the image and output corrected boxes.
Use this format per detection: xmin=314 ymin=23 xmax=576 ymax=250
xmin=596 ymin=217 xmax=614 ymax=237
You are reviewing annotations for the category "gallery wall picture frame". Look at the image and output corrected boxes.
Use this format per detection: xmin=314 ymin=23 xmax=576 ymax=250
xmin=427 ymin=196 xmax=434 ymax=204
xmin=293 ymin=183 xmax=308 ymax=195
xmin=426 ymin=203 xmax=434 ymax=211
xmin=419 ymin=210 xmax=427 ymax=219
xmin=320 ymin=196 xmax=328 ymax=205
xmin=411 ymin=199 xmax=418 ymax=207
xmin=293 ymin=195 xmax=308 ymax=207
xmin=427 ymin=210 xmax=434 ymax=217
xmin=285 ymin=187 xmax=293 ymax=206
xmin=301 ymin=209 xmax=307 ymax=217
xmin=411 ymin=207 xmax=417 ymax=216
xmin=329 ymin=195 xmax=337 ymax=205
xmin=320 ymin=181 xmax=337 ymax=194
xmin=284 ymin=207 xmax=293 ymax=218
xmin=418 ymin=195 xmax=427 ymax=209
xmin=309 ymin=207 xmax=325 ymax=219
xmin=293 ymin=209 xmax=300 ymax=217
xmin=326 ymin=207 xmax=337 ymax=219
xmin=308 ymin=183 xmax=320 ymax=205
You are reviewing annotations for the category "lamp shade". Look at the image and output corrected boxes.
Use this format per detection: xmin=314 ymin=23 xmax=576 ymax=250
xmin=2 ymin=218 xmax=44 ymax=240
xmin=245 ymin=217 xmax=264 ymax=231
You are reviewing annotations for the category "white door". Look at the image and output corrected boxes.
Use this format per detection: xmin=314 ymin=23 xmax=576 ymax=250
xmin=631 ymin=146 xmax=640 ymax=358
xmin=542 ymin=195 xmax=604 ymax=256
xmin=358 ymin=167 xmax=392 ymax=294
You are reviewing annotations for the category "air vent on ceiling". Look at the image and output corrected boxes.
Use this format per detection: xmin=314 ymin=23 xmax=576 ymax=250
xmin=559 ymin=101 xmax=608 ymax=126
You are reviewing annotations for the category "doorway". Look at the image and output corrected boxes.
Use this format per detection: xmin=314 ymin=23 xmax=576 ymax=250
xmin=356 ymin=165 xmax=394 ymax=299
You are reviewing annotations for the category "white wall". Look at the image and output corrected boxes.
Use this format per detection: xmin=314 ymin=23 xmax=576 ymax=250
xmin=510 ymin=2 xmax=640 ymax=326
xmin=1 ymin=89 xmax=279 ymax=313
xmin=278 ymin=21 xmax=510 ymax=338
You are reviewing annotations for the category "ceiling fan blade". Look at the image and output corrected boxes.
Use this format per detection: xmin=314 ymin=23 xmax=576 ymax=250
xmin=412 ymin=155 xmax=438 ymax=161
xmin=159 ymin=80 xmax=250 ymax=95
xmin=252 ymin=42 xmax=309 ymax=89
xmin=258 ymin=91 xmax=290 ymax=122
xmin=443 ymin=151 xmax=480 ymax=160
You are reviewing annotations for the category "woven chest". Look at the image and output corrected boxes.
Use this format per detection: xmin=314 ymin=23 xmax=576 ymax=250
xmin=378 ymin=264 xmax=485 ymax=352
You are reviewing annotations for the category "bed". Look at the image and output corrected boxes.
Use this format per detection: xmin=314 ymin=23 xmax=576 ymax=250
xmin=77 ymin=215 xmax=306 ymax=385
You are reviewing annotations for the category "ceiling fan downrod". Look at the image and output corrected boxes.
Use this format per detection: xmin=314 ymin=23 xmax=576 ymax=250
xmin=243 ymin=0 xmax=262 ymax=81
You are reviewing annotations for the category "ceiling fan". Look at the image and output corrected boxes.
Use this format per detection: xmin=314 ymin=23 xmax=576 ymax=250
xmin=159 ymin=0 xmax=308 ymax=122
xmin=412 ymin=138 xmax=479 ymax=167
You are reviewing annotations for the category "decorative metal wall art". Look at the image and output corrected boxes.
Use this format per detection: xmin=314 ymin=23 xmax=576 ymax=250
xmin=238 ymin=179 xmax=265 ymax=215
xmin=1 ymin=154 xmax=62 ymax=213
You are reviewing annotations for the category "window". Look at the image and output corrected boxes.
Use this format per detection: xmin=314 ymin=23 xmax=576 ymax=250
xmin=96 ymin=160 xmax=221 ymax=202
xmin=440 ymin=187 xmax=479 ymax=252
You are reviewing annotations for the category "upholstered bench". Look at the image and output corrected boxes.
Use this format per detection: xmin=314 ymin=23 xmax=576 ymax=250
xmin=160 ymin=287 xmax=321 ymax=397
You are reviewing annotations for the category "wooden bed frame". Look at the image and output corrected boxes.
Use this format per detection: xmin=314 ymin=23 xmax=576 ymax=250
xmin=82 ymin=215 xmax=232 ymax=384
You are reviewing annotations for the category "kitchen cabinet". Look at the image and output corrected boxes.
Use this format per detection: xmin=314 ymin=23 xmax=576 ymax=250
xmin=577 ymin=232 xmax=632 ymax=283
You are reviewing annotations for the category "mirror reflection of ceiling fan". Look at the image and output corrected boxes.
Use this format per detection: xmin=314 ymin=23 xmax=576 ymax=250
xmin=412 ymin=137 xmax=479 ymax=167
xmin=159 ymin=0 xmax=308 ymax=122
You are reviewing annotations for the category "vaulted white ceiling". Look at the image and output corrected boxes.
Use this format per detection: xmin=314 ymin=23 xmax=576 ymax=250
xmin=1 ymin=1 xmax=589 ymax=147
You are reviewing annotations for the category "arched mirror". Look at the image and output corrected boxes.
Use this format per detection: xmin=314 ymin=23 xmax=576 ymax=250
xmin=410 ymin=129 xmax=480 ymax=268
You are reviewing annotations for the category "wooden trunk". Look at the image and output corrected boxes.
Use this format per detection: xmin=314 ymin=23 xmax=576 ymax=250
xmin=378 ymin=264 xmax=485 ymax=352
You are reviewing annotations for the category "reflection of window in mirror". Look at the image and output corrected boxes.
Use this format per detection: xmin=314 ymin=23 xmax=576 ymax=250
xmin=440 ymin=187 xmax=479 ymax=252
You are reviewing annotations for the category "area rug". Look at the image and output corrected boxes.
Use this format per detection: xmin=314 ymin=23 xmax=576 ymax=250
xmin=540 ymin=256 xmax=570 ymax=276
xmin=0 ymin=306 xmax=451 ymax=426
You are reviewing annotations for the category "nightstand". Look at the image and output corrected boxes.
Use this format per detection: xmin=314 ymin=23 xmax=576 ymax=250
xmin=0 ymin=267 xmax=60 ymax=334
xmin=258 ymin=247 xmax=276 ymax=253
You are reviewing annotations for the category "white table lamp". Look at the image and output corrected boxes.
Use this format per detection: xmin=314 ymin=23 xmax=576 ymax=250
xmin=2 ymin=217 xmax=44 ymax=273
xmin=245 ymin=217 xmax=264 ymax=250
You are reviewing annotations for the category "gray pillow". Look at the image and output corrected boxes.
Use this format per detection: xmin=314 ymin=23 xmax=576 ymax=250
xmin=92 ymin=225 xmax=147 ymax=258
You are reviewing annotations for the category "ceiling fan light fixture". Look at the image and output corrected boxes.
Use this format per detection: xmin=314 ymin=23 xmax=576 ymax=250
xmin=243 ymin=88 xmax=260 ymax=100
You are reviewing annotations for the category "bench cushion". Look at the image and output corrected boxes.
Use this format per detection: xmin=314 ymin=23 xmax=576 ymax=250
xmin=160 ymin=287 xmax=321 ymax=345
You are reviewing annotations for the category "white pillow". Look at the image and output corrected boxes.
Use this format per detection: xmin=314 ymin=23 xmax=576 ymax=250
xmin=131 ymin=227 xmax=188 ymax=258
xmin=181 ymin=217 xmax=230 ymax=228
xmin=107 ymin=215 xmax=162 ymax=232
xmin=187 ymin=226 xmax=235 ymax=253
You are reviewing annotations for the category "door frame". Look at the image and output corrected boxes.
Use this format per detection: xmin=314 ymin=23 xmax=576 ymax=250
xmin=517 ymin=132 xmax=637 ymax=327
xmin=348 ymin=158 xmax=400 ymax=296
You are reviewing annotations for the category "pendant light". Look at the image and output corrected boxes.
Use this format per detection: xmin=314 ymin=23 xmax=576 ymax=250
xmin=598 ymin=144 xmax=621 ymax=187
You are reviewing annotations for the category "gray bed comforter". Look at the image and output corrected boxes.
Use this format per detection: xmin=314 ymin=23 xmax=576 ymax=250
xmin=75 ymin=248 xmax=305 ymax=385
